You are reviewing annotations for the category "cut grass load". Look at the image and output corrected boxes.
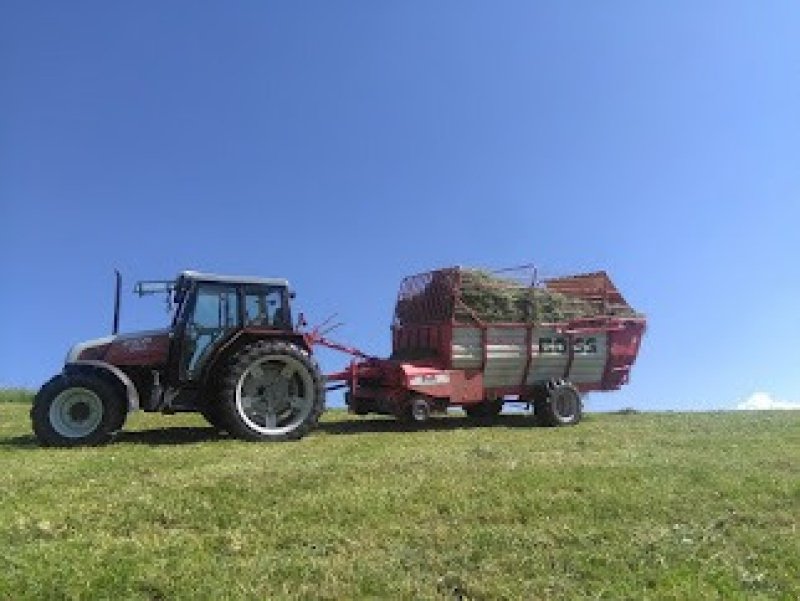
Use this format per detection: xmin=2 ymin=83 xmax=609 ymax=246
xmin=396 ymin=268 xmax=641 ymax=325
xmin=458 ymin=269 xmax=603 ymax=323
xmin=1 ymin=402 xmax=798 ymax=600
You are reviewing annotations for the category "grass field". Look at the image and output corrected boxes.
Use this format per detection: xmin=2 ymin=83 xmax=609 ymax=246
xmin=1 ymin=395 xmax=798 ymax=600
xmin=0 ymin=389 xmax=34 ymax=404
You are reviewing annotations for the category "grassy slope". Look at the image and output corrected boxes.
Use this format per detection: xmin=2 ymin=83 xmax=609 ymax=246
xmin=0 ymin=389 xmax=34 ymax=404
xmin=0 ymin=403 xmax=798 ymax=600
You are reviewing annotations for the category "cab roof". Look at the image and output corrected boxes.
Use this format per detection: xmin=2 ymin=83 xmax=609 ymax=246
xmin=179 ymin=270 xmax=290 ymax=288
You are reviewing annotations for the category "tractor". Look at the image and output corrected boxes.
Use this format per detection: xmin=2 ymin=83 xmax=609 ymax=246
xmin=31 ymin=271 xmax=325 ymax=446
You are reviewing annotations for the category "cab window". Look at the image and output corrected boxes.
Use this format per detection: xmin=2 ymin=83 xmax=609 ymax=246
xmin=244 ymin=287 xmax=290 ymax=329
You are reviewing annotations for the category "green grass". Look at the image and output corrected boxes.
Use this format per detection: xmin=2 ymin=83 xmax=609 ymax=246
xmin=1 ymin=403 xmax=798 ymax=600
xmin=0 ymin=389 xmax=34 ymax=403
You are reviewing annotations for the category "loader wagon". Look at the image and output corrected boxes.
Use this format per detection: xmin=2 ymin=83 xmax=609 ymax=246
xmin=325 ymin=267 xmax=646 ymax=425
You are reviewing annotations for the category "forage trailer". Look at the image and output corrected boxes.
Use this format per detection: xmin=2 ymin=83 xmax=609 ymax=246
xmin=325 ymin=267 xmax=646 ymax=426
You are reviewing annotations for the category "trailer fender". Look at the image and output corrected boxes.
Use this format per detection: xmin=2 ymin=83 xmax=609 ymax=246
xmin=401 ymin=364 xmax=453 ymax=398
xmin=64 ymin=360 xmax=140 ymax=412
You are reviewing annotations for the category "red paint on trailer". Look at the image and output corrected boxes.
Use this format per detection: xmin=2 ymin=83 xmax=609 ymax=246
xmin=448 ymin=369 xmax=485 ymax=405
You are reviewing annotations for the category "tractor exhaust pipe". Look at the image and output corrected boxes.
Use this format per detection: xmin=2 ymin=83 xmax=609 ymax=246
xmin=112 ymin=269 xmax=121 ymax=335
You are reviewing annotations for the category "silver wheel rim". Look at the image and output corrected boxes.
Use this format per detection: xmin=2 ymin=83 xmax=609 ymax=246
xmin=235 ymin=354 xmax=316 ymax=435
xmin=553 ymin=388 xmax=578 ymax=420
xmin=411 ymin=399 xmax=430 ymax=422
xmin=49 ymin=387 xmax=104 ymax=438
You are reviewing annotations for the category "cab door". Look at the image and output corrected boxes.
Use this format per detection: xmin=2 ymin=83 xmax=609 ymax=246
xmin=177 ymin=283 xmax=240 ymax=381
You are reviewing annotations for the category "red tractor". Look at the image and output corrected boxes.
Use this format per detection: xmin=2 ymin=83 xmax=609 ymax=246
xmin=32 ymin=271 xmax=325 ymax=446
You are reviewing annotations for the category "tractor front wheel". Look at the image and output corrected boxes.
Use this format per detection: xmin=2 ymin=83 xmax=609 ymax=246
xmin=219 ymin=341 xmax=325 ymax=441
xmin=31 ymin=373 xmax=126 ymax=447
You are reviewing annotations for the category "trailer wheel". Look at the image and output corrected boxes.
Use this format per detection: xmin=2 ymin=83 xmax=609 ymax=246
xmin=410 ymin=398 xmax=431 ymax=422
xmin=31 ymin=373 xmax=126 ymax=447
xmin=393 ymin=397 xmax=431 ymax=424
xmin=219 ymin=340 xmax=324 ymax=441
xmin=535 ymin=381 xmax=582 ymax=427
xmin=464 ymin=400 xmax=503 ymax=419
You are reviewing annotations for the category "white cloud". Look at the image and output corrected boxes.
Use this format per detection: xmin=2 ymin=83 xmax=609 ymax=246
xmin=736 ymin=392 xmax=800 ymax=411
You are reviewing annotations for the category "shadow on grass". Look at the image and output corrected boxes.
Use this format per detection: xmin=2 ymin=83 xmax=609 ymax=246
xmin=0 ymin=434 xmax=39 ymax=448
xmin=114 ymin=416 xmax=543 ymax=444
xmin=317 ymin=413 xmax=542 ymax=436
xmin=1 ymin=415 xmax=561 ymax=448
xmin=0 ymin=427 xmax=226 ymax=449
xmin=116 ymin=426 xmax=227 ymax=445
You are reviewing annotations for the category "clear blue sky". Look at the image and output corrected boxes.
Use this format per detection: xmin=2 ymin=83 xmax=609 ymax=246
xmin=2 ymin=2 xmax=798 ymax=411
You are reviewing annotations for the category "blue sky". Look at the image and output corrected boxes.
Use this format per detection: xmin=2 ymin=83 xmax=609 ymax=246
xmin=1 ymin=2 xmax=798 ymax=411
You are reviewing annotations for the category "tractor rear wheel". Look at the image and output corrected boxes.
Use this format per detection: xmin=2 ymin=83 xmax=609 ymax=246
xmin=535 ymin=381 xmax=582 ymax=427
xmin=219 ymin=340 xmax=324 ymax=441
xmin=31 ymin=373 xmax=126 ymax=447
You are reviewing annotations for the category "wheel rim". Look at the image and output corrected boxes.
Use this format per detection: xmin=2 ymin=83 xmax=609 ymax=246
xmin=49 ymin=387 xmax=104 ymax=438
xmin=553 ymin=388 xmax=579 ymax=419
xmin=411 ymin=399 xmax=430 ymax=422
xmin=235 ymin=354 xmax=316 ymax=435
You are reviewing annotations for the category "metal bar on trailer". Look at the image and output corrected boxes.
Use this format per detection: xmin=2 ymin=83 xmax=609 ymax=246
xmin=562 ymin=333 xmax=575 ymax=381
xmin=520 ymin=324 xmax=534 ymax=395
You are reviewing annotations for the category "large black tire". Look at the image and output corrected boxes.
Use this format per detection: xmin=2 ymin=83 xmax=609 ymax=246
xmin=534 ymin=381 xmax=583 ymax=427
xmin=218 ymin=340 xmax=325 ymax=441
xmin=464 ymin=400 xmax=503 ymax=419
xmin=31 ymin=373 xmax=127 ymax=447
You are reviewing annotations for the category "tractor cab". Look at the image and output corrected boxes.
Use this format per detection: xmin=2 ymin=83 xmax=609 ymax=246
xmin=137 ymin=271 xmax=296 ymax=382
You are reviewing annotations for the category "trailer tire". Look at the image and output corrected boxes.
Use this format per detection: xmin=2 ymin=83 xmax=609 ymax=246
xmin=409 ymin=398 xmax=432 ymax=422
xmin=219 ymin=340 xmax=324 ymax=441
xmin=31 ymin=373 xmax=126 ymax=447
xmin=535 ymin=381 xmax=582 ymax=427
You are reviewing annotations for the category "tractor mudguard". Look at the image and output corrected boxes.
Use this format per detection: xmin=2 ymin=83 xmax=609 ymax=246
xmin=64 ymin=360 xmax=141 ymax=412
